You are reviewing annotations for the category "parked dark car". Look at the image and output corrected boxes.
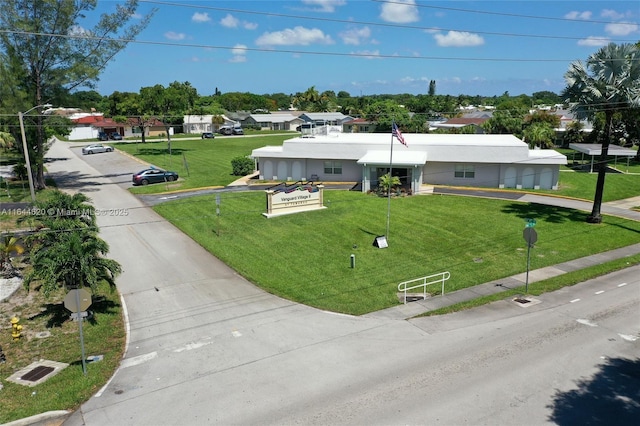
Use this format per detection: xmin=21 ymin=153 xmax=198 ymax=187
xmin=109 ymin=132 xmax=123 ymax=140
xmin=132 ymin=168 xmax=179 ymax=185
xmin=82 ymin=144 xmax=113 ymax=155
xmin=98 ymin=132 xmax=108 ymax=141
xmin=201 ymin=132 xmax=215 ymax=139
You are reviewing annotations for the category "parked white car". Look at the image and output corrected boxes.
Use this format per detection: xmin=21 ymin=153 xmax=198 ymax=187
xmin=82 ymin=143 xmax=114 ymax=155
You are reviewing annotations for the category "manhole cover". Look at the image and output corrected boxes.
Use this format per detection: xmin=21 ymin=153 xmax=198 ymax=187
xmin=21 ymin=366 xmax=55 ymax=382
xmin=514 ymin=298 xmax=530 ymax=304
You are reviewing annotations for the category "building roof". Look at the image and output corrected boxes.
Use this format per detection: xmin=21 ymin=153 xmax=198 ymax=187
xmin=252 ymin=133 xmax=567 ymax=166
xmin=250 ymin=113 xmax=301 ymax=123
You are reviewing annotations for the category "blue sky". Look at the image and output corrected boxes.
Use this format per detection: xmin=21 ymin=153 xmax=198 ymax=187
xmin=90 ymin=0 xmax=640 ymax=98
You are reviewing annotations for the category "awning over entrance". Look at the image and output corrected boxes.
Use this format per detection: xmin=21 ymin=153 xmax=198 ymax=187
xmin=357 ymin=150 xmax=427 ymax=166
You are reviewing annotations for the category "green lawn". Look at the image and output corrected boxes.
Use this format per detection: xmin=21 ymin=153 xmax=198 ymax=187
xmin=0 ymin=281 xmax=125 ymax=424
xmin=113 ymin=135 xmax=289 ymax=192
xmin=154 ymin=190 xmax=640 ymax=315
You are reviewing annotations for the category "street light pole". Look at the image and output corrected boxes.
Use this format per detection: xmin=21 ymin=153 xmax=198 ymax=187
xmin=18 ymin=104 xmax=52 ymax=203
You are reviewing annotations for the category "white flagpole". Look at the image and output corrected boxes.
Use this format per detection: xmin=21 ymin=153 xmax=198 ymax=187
xmin=386 ymin=122 xmax=394 ymax=239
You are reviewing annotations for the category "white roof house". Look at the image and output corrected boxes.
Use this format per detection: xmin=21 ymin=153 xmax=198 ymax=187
xmin=246 ymin=114 xmax=304 ymax=131
xmin=252 ymin=133 xmax=567 ymax=193
xmin=183 ymin=115 xmax=233 ymax=134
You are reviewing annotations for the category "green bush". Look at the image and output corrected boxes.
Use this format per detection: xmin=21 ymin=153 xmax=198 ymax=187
xmin=231 ymin=156 xmax=254 ymax=176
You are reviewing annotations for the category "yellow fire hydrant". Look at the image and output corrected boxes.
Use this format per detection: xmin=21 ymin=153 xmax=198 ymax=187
xmin=11 ymin=317 xmax=22 ymax=340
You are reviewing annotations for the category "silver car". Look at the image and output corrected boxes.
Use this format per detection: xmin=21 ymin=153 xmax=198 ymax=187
xmin=82 ymin=143 xmax=114 ymax=155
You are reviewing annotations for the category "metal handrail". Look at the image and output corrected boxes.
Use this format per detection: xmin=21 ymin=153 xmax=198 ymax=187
xmin=398 ymin=271 xmax=450 ymax=304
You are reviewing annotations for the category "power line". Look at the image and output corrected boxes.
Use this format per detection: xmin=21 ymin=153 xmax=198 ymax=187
xmin=0 ymin=29 xmax=589 ymax=63
xmin=139 ymin=0 xmax=637 ymax=43
xmin=376 ymin=0 xmax=636 ymax=26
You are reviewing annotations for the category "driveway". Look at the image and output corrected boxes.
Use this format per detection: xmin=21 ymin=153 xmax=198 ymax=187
xmin=38 ymin=140 xmax=640 ymax=425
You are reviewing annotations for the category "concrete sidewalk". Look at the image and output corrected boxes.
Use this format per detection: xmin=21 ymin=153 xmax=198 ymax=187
xmin=365 ymin=242 xmax=640 ymax=321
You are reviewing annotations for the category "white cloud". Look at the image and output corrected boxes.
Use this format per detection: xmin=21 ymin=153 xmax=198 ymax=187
xmin=564 ymin=11 xmax=592 ymax=20
xmin=601 ymin=9 xmax=625 ymax=20
xmin=434 ymin=31 xmax=484 ymax=47
xmin=220 ymin=14 xmax=240 ymax=28
xmin=69 ymin=25 xmax=90 ymax=36
xmin=339 ymin=27 xmax=371 ymax=45
xmin=256 ymin=26 xmax=334 ymax=46
xmin=302 ymin=0 xmax=346 ymax=13
xmin=380 ymin=0 xmax=419 ymax=24
xmin=232 ymin=44 xmax=248 ymax=56
xmin=229 ymin=55 xmax=247 ymax=63
xmin=164 ymin=31 xmax=186 ymax=41
xmin=192 ymin=12 xmax=211 ymax=23
xmin=243 ymin=22 xmax=258 ymax=30
xmin=577 ymin=36 xmax=611 ymax=47
xmin=605 ymin=22 xmax=638 ymax=36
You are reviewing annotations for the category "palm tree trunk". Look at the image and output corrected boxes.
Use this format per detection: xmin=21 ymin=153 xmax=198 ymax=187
xmin=587 ymin=111 xmax=613 ymax=223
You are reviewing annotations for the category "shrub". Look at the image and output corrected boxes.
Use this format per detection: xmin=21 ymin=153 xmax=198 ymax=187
xmin=231 ymin=156 xmax=254 ymax=176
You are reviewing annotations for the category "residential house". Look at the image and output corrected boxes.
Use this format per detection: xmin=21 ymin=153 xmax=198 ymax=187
xmin=245 ymin=113 xmax=304 ymax=131
xmin=183 ymin=115 xmax=235 ymax=134
xmin=342 ymin=118 xmax=376 ymax=133
xmin=431 ymin=111 xmax=493 ymax=133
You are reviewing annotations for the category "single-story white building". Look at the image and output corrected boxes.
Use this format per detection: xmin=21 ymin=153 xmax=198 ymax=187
xmin=251 ymin=133 xmax=567 ymax=192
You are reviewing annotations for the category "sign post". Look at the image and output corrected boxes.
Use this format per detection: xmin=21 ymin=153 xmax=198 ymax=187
xmin=64 ymin=288 xmax=92 ymax=375
xmin=522 ymin=220 xmax=538 ymax=294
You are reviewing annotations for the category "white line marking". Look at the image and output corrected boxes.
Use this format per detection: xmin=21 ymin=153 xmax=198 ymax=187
xmin=577 ymin=319 xmax=598 ymax=327
xmin=173 ymin=341 xmax=213 ymax=353
xmin=232 ymin=330 xmax=242 ymax=337
xmin=618 ymin=283 xmax=628 ymax=287
xmin=120 ymin=351 xmax=158 ymax=368
xmin=595 ymin=290 xmax=605 ymax=295
xmin=618 ymin=334 xmax=638 ymax=342
xmin=570 ymin=298 xmax=581 ymax=303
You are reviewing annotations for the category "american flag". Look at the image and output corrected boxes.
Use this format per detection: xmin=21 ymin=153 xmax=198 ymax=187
xmin=392 ymin=122 xmax=406 ymax=146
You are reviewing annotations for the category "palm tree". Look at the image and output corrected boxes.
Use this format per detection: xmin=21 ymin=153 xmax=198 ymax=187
xmin=378 ymin=173 xmax=401 ymax=195
xmin=0 ymin=131 xmax=15 ymax=151
xmin=1 ymin=235 xmax=24 ymax=277
xmin=561 ymin=43 xmax=640 ymax=223
xmin=18 ymin=190 xmax=121 ymax=295
xmin=523 ymin=122 xmax=556 ymax=149
xmin=24 ymin=229 xmax=121 ymax=295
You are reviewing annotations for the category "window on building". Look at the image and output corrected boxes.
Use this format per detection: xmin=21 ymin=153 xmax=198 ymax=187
xmin=454 ymin=164 xmax=475 ymax=178
xmin=324 ymin=161 xmax=342 ymax=174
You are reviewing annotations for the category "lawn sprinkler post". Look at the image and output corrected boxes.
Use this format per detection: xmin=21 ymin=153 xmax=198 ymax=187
xmin=350 ymin=254 xmax=355 ymax=268
xmin=522 ymin=219 xmax=537 ymax=294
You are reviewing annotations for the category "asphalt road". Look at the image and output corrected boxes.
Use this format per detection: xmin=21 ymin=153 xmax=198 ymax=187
xmin=43 ymin=141 xmax=639 ymax=426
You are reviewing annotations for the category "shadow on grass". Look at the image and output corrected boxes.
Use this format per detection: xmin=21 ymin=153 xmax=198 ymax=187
xmin=547 ymin=357 xmax=640 ymax=425
xmin=132 ymin=148 xmax=192 ymax=156
xmin=501 ymin=202 xmax=587 ymax=224
xmin=29 ymin=295 xmax=120 ymax=328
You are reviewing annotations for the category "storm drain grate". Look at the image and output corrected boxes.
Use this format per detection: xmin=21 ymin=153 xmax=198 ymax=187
xmin=513 ymin=298 xmax=531 ymax=305
xmin=21 ymin=366 xmax=55 ymax=382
